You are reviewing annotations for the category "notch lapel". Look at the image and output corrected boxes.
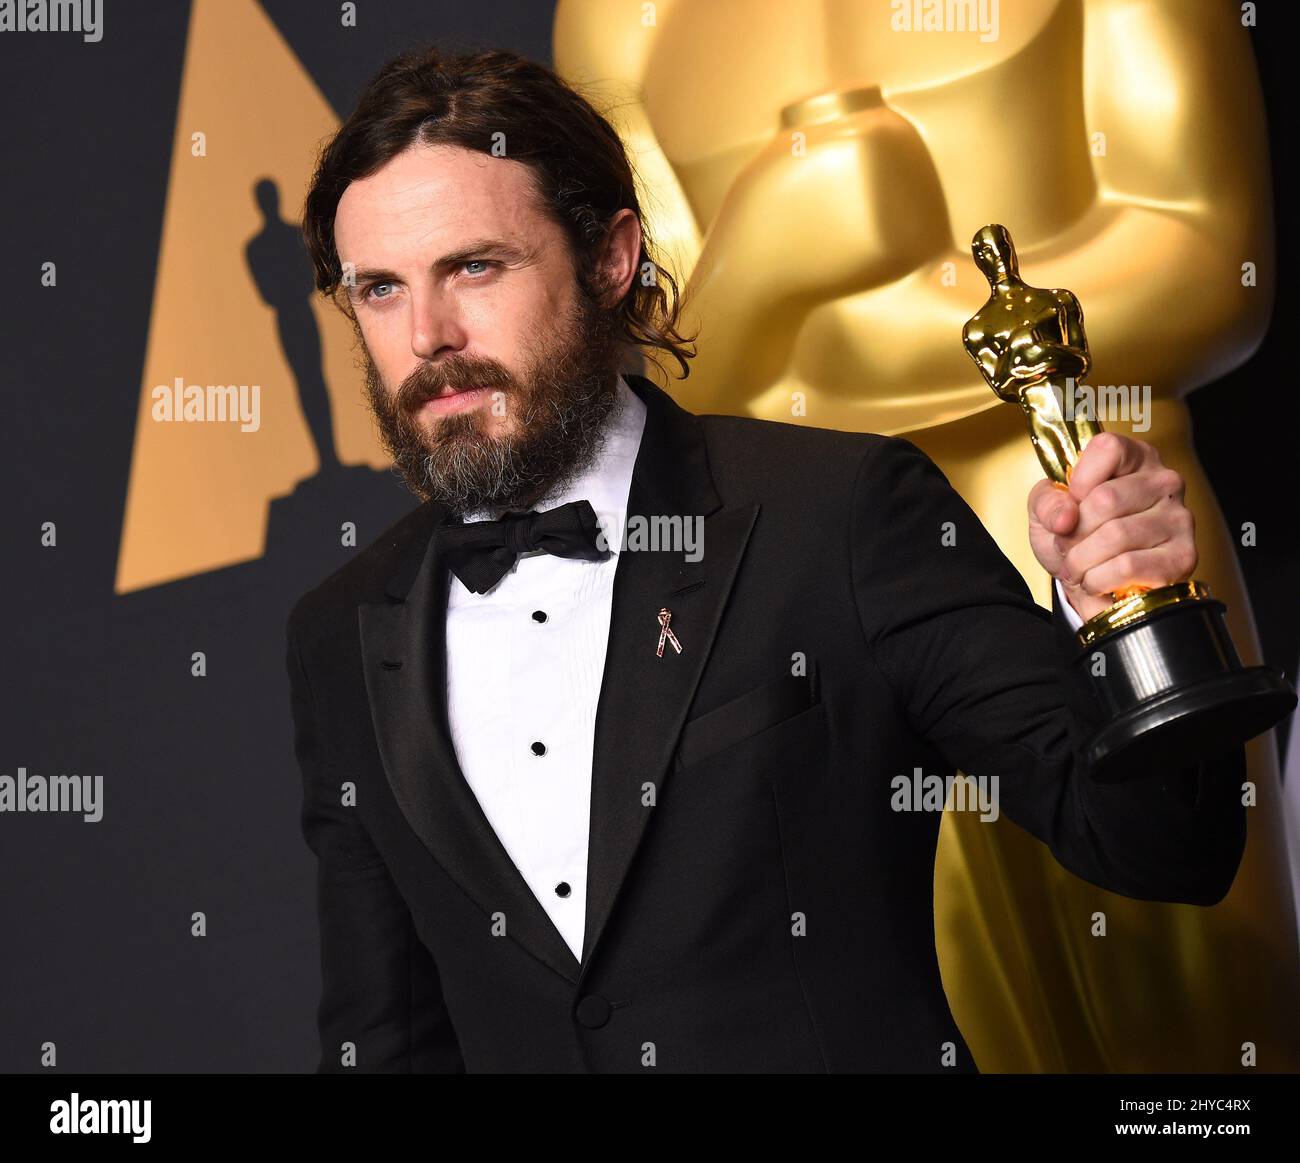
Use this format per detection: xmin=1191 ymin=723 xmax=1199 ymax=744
xmin=357 ymin=374 xmax=759 ymax=987
xmin=580 ymin=375 xmax=759 ymax=970
xmin=359 ymin=503 xmax=583 ymax=985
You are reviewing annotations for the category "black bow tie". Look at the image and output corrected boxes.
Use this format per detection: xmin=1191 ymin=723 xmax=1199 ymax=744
xmin=435 ymin=499 xmax=608 ymax=594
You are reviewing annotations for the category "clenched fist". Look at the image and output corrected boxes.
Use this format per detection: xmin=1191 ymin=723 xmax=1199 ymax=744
xmin=1028 ymin=432 xmax=1197 ymax=622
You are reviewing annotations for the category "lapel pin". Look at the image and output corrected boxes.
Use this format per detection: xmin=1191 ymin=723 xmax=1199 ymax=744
xmin=656 ymin=607 xmax=683 ymax=657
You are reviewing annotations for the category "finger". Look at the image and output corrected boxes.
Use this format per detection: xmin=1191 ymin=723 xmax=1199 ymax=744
xmin=1066 ymin=432 xmax=1154 ymax=503
xmin=1072 ymin=529 xmax=1198 ymax=596
xmin=1059 ymin=503 xmax=1185 ymax=585
xmin=1056 ymin=577 xmax=1110 ymax=623
xmin=1072 ymin=466 xmax=1185 ymax=541
xmin=1029 ymin=479 xmax=1078 ymax=535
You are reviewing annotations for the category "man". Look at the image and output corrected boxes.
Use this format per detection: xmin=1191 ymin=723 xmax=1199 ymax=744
xmin=286 ymin=47 xmax=1245 ymax=1073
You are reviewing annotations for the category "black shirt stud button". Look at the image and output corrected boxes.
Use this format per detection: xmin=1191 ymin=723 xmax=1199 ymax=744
xmin=531 ymin=741 xmax=546 ymax=756
xmin=532 ymin=610 xmax=547 ymax=622
xmin=554 ymin=881 xmax=571 ymax=898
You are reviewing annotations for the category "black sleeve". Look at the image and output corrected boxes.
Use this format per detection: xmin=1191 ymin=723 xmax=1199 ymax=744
xmin=849 ymin=435 xmax=1247 ymax=906
xmin=286 ymin=604 xmax=465 ymax=1072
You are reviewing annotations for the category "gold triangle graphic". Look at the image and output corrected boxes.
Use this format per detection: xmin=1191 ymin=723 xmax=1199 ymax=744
xmin=116 ymin=0 xmax=382 ymax=593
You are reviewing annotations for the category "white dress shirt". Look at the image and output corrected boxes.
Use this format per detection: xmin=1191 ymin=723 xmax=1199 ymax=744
xmin=444 ymin=374 xmax=646 ymax=961
xmin=1057 ymin=578 xmax=1085 ymax=630
xmin=443 ymin=374 xmax=1083 ymax=960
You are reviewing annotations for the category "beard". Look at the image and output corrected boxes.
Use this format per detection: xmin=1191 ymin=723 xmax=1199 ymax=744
xmin=361 ymin=277 xmax=626 ymax=517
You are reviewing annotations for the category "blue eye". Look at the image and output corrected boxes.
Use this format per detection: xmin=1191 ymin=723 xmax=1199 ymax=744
xmin=360 ymin=260 xmax=493 ymax=304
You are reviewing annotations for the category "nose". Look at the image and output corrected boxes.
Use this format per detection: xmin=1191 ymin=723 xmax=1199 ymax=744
xmin=409 ymin=284 xmax=468 ymax=362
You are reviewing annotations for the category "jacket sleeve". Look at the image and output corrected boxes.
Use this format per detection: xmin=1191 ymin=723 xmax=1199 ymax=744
xmin=848 ymin=435 xmax=1247 ymax=906
xmin=286 ymin=603 xmax=465 ymax=1072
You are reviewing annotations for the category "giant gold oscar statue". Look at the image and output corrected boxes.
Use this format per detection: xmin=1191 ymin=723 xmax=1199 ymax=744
xmin=555 ymin=0 xmax=1300 ymax=1070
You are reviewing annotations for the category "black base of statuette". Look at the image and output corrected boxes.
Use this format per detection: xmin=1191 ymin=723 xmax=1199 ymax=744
xmin=1072 ymin=595 xmax=1297 ymax=782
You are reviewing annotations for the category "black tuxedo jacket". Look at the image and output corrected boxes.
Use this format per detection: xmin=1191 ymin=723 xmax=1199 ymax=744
xmin=285 ymin=372 xmax=1246 ymax=1073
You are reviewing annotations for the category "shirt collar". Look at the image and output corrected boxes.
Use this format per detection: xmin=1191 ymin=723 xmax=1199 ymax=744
xmin=460 ymin=374 xmax=647 ymax=554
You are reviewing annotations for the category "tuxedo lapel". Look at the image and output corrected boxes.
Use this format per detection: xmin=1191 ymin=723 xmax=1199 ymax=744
xmin=359 ymin=502 xmax=584 ymax=985
xmin=580 ymin=375 xmax=758 ymax=969
xmin=357 ymin=373 xmax=758 ymax=986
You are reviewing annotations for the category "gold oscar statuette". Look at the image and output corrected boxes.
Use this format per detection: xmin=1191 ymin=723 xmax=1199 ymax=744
xmin=963 ymin=223 xmax=1295 ymax=780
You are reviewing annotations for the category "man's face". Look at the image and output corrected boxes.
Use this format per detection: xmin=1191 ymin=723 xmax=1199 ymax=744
xmin=334 ymin=142 xmax=627 ymax=514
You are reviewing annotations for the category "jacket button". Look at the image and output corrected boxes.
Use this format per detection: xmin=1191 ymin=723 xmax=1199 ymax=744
xmin=575 ymin=994 xmax=611 ymax=1028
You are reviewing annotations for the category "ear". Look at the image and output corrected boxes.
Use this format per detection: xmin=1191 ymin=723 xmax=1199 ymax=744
xmin=595 ymin=208 xmax=643 ymax=306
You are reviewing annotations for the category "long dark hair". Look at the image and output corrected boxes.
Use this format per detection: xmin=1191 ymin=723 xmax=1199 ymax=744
xmin=302 ymin=45 xmax=695 ymax=379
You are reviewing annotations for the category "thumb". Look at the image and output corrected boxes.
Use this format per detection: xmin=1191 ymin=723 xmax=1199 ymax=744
xmin=1029 ymin=479 xmax=1079 ymax=536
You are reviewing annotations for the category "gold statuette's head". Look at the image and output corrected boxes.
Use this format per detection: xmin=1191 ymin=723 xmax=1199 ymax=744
xmin=971 ymin=223 xmax=1018 ymax=287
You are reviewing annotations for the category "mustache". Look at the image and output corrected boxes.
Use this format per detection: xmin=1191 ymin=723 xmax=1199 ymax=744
xmin=396 ymin=361 xmax=514 ymax=412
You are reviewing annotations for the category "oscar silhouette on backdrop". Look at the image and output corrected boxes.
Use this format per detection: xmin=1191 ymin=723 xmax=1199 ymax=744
xmin=245 ymin=177 xmax=416 ymax=585
xmin=246 ymin=177 xmax=341 ymax=475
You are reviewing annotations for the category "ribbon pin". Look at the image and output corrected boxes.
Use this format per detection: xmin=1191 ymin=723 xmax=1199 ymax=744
xmin=656 ymin=607 xmax=683 ymax=657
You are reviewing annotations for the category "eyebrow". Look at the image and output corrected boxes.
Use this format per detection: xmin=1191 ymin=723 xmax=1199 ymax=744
xmin=348 ymin=237 xmax=532 ymax=287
